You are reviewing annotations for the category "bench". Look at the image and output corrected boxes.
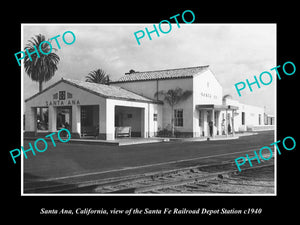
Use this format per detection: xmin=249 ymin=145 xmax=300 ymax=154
xmin=115 ymin=126 xmax=131 ymax=138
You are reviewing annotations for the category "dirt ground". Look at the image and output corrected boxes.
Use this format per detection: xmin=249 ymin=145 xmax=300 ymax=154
xmin=152 ymin=165 xmax=275 ymax=194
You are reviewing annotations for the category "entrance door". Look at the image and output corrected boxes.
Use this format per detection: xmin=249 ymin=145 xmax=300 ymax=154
xmin=56 ymin=106 xmax=72 ymax=131
xmin=115 ymin=106 xmax=142 ymax=137
xmin=80 ymin=105 xmax=99 ymax=137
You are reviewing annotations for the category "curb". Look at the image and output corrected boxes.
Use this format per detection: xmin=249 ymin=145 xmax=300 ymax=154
xmin=24 ymin=132 xmax=257 ymax=146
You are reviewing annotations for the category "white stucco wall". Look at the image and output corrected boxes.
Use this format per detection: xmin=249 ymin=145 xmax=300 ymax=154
xmin=25 ymin=81 xmax=106 ymax=136
xmin=112 ymin=80 xmax=157 ymax=100
xmin=237 ymin=103 xmax=264 ymax=130
xmin=192 ymin=69 xmax=223 ymax=137
xmin=114 ymin=78 xmax=194 ymax=133
xmin=224 ymin=98 xmax=264 ymax=132
xmin=25 ymin=80 xmax=162 ymax=140
xmin=193 ymin=70 xmax=223 ymax=106
xmin=25 ymin=81 xmax=106 ymax=108
xmin=106 ymin=98 xmax=162 ymax=139
xmin=157 ymin=79 xmax=193 ymax=133
xmin=25 ymin=72 xmax=266 ymax=140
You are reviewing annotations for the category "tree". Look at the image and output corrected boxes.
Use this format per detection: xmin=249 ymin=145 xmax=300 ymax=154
xmin=24 ymin=34 xmax=60 ymax=92
xmin=85 ymin=69 xmax=110 ymax=84
xmin=24 ymin=34 xmax=60 ymax=126
xmin=154 ymin=88 xmax=192 ymax=137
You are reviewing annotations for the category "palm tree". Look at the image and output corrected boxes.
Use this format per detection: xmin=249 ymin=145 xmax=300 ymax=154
xmin=85 ymin=69 xmax=110 ymax=84
xmin=24 ymin=34 xmax=60 ymax=126
xmin=24 ymin=34 xmax=60 ymax=92
xmin=154 ymin=88 xmax=192 ymax=137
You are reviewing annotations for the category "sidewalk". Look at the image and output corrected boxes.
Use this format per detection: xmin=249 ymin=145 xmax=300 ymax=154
xmin=69 ymin=137 xmax=169 ymax=146
xmin=24 ymin=132 xmax=257 ymax=146
xmin=168 ymin=132 xmax=258 ymax=142
xmin=24 ymin=136 xmax=169 ymax=146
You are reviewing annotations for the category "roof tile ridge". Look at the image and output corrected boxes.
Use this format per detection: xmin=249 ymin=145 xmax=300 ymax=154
xmin=125 ymin=65 xmax=210 ymax=75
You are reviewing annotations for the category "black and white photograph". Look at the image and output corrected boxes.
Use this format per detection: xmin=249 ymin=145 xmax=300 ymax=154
xmin=21 ymin=23 xmax=276 ymax=195
xmin=4 ymin=4 xmax=298 ymax=220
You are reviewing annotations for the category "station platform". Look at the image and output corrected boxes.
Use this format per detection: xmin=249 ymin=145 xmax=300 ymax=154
xmin=24 ymin=132 xmax=257 ymax=146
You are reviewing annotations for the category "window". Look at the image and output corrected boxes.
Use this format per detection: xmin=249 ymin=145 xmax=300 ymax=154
xmin=174 ymin=109 xmax=183 ymax=127
xmin=56 ymin=107 xmax=71 ymax=130
xmin=37 ymin=107 xmax=49 ymax=130
xmin=242 ymin=112 xmax=245 ymax=125
xmin=127 ymin=114 xmax=132 ymax=118
xmin=259 ymin=114 xmax=261 ymax=125
xmin=153 ymin=113 xmax=158 ymax=121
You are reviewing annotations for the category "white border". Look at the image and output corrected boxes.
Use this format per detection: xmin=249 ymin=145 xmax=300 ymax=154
xmin=21 ymin=23 xmax=24 ymax=194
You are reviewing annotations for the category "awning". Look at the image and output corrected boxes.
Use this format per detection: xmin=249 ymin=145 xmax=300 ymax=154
xmin=196 ymin=104 xmax=239 ymax=110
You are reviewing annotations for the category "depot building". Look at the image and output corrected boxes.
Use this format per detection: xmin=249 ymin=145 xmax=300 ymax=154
xmin=24 ymin=65 xmax=274 ymax=140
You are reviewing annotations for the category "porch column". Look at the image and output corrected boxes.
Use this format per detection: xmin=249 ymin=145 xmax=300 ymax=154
xmin=141 ymin=108 xmax=145 ymax=138
xmin=72 ymin=104 xmax=81 ymax=138
xmin=48 ymin=105 xmax=57 ymax=132
xmin=140 ymin=107 xmax=149 ymax=138
xmin=99 ymin=101 xmax=115 ymax=140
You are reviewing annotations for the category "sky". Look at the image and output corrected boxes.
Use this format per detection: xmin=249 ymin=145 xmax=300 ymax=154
xmin=22 ymin=23 xmax=276 ymax=114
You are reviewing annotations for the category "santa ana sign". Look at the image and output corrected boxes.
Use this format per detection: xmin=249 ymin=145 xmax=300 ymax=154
xmin=46 ymin=99 xmax=80 ymax=106
xmin=45 ymin=90 xmax=80 ymax=106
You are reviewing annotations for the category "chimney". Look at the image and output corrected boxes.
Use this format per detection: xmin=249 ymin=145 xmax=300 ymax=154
xmin=125 ymin=69 xmax=137 ymax=75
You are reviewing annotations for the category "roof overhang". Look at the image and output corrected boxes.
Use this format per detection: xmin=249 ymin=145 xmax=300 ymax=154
xmin=196 ymin=104 xmax=239 ymax=110
xmin=25 ymin=78 xmax=164 ymax=105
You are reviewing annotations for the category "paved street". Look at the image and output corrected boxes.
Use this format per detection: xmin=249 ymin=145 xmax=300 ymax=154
xmin=23 ymin=131 xmax=274 ymax=184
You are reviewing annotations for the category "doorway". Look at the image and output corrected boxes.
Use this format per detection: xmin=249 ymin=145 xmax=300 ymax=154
xmin=56 ymin=106 xmax=72 ymax=131
xmin=80 ymin=105 xmax=99 ymax=137
xmin=115 ymin=106 xmax=143 ymax=137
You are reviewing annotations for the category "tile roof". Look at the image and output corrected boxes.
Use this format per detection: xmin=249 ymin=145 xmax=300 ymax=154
xmin=113 ymin=65 xmax=210 ymax=83
xmin=25 ymin=78 xmax=161 ymax=104
xmin=63 ymin=78 xmax=159 ymax=103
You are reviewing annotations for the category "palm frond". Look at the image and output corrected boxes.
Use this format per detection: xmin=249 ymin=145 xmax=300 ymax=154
xmin=85 ymin=69 xmax=110 ymax=84
xmin=24 ymin=34 xmax=60 ymax=90
xmin=154 ymin=88 xmax=192 ymax=107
